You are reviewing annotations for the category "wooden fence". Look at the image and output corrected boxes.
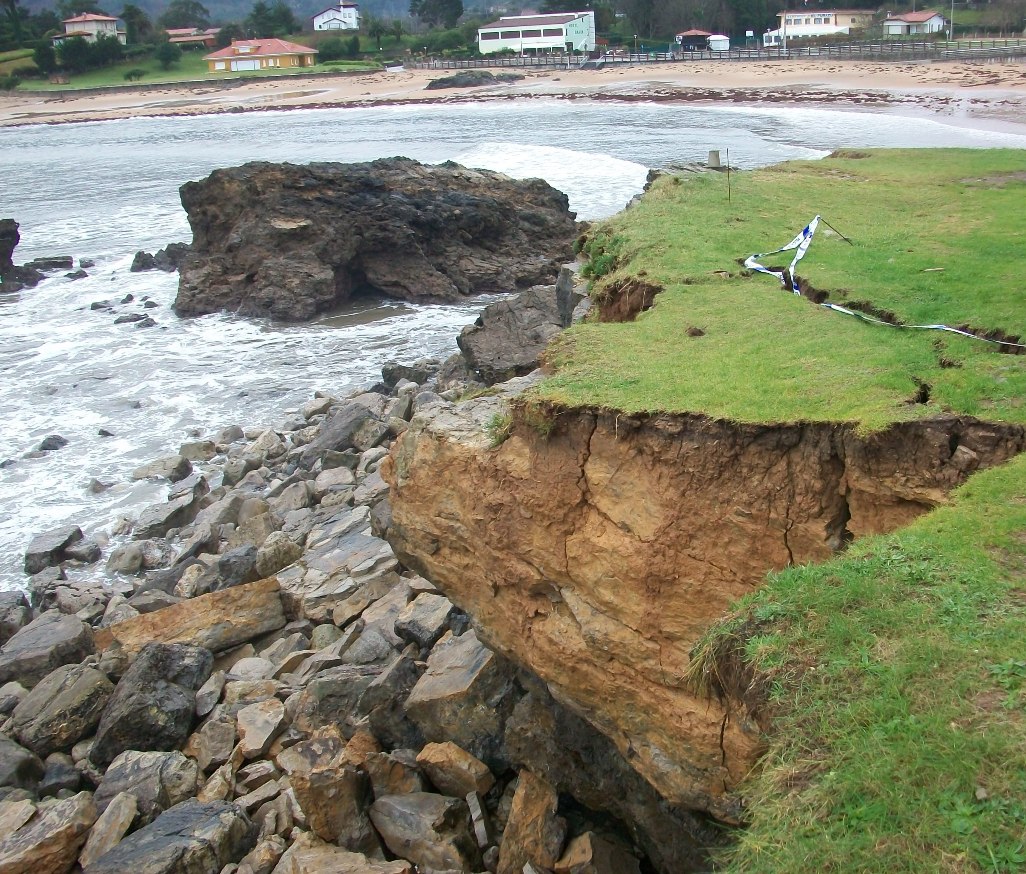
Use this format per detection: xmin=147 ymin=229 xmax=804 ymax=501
xmin=408 ymin=38 xmax=1026 ymax=70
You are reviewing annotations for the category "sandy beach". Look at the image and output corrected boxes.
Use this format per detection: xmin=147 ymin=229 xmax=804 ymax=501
xmin=2 ymin=59 xmax=1026 ymax=129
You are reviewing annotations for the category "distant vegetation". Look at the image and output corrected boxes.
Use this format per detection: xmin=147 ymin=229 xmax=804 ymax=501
xmin=2 ymin=0 xmax=1022 ymax=90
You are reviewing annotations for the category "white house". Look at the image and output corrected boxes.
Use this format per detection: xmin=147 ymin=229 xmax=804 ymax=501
xmin=763 ymin=8 xmax=872 ymax=47
xmin=53 ymin=12 xmax=127 ymax=45
xmin=477 ymin=11 xmax=596 ymax=55
xmin=883 ymin=10 xmax=947 ymax=35
xmin=312 ymin=1 xmax=361 ymax=31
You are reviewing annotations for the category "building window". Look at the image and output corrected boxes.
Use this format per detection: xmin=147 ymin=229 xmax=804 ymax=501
xmin=215 ymin=61 xmax=225 ymax=69
xmin=500 ymin=30 xmax=519 ymax=38
xmin=542 ymin=27 xmax=563 ymax=36
xmin=480 ymin=31 xmax=499 ymax=40
xmin=521 ymin=29 xmax=541 ymax=37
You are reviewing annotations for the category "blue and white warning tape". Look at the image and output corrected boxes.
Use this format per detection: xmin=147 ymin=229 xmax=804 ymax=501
xmin=744 ymin=216 xmax=1026 ymax=350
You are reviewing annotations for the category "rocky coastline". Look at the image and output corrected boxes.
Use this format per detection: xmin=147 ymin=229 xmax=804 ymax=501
xmin=0 ymin=253 xmax=719 ymax=873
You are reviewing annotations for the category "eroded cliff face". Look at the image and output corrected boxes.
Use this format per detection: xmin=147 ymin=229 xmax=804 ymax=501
xmin=383 ymin=380 xmax=1024 ymax=822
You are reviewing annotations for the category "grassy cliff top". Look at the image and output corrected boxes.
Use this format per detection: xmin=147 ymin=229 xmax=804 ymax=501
xmin=538 ymin=149 xmax=1026 ymax=433
xmin=558 ymin=150 xmax=1026 ymax=871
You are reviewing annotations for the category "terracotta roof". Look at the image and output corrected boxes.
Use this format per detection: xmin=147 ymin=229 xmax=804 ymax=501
xmin=480 ymin=13 xmax=580 ymax=29
xmin=677 ymin=29 xmax=712 ymax=36
xmin=777 ymin=8 xmax=872 ymax=14
xmin=885 ymin=9 xmax=944 ymax=21
xmin=204 ymin=38 xmax=318 ymax=60
xmin=63 ymin=12 xmax=119 ymax=22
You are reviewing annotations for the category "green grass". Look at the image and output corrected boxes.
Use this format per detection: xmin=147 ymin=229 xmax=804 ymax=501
xmin=694 ymin=453 xmax=1026 ymax=872
xmin=538 ymin=149 xmax=1026 ymax=433
xmin=16 ymin=49 xmax=381 ymax=91
xmin=0 ymin=48 xmax=34 ymax=75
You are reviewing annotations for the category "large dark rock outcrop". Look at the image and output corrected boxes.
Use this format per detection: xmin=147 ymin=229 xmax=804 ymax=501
xmin=173 ymin=158 xmax=577 ymax=321
xmin=0 ymin=220 xmax=43 ymax=292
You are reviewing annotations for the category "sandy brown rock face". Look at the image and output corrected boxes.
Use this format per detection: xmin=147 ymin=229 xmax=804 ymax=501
xmin=385 ymin=385 xmax=1025 ymax=820
xmin=174 ymin=158 xmax=577 ymax=321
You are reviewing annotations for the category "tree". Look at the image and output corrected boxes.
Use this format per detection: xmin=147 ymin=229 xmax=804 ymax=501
xmin=57 ymin=0 xmax=106 ymax=20
xmin=318 ymin=35 xmax=344 ymax=59
xmin=119 ymin=3 xmax=152 ymax=43
xmin=154 ymin=39 xmax=182 ymax=67
xmin=1 ymin=0 xmax=23 ymax=43
xmin=245 ymin=0 xmax=272 ymax=36
xmin=367 ymin=15 xmax=387 ymax=49
xmin=93 ymin=32 xmax=123 ymax=64
xmin=33 ymin=43 xmax=56 ymax=74
xmin=268 ymin=0 xmax=295 ymax=35
xmin=57 ymin=35 xmax=92 ymax=71
xmin=344 ymin=33 xmax=359 ymax=56
xmin=158 ymin=0 xmax=210 ymax=29
xmin=409 ymin=0 xmax=462 ymax=29
xmin=390 ymin=18 xmax=404 ymax=43
xmin=215 ymin=22 xmax=244 ymax=47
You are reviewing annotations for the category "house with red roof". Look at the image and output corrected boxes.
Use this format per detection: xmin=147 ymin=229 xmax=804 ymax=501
xmin=883 ymin=10 xmax=947 ymax=35
xmin=53 ymin=12 xmax=126 ymax=45
xmin=204 ymin=39 xmax=318 ymax=72
xmin=166 ymin=26 xmax=221 ymax=48
xmin=675 ymin=29 xmax=712 ymax=50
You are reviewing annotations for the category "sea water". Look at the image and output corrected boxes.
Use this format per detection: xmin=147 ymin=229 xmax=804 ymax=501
xmin=2 ymin=99 xmax=1025 ymax=590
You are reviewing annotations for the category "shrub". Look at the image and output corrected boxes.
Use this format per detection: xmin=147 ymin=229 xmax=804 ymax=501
xmin=0 ymin=75 xmax=20 ymax=91
xmin=154 ymin=41 xmax=183 ymax=70
xmin=10 ymin=64 xmax=37 ymax=78
xmin=317 ymin=36 xmax=345 ymax=60
xmin=124 ymin=67 xmax=147 ymax=80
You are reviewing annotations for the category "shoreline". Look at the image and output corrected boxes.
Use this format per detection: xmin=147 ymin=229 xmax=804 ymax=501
xmin=2 ymin=59 xmax=1026 ymax=130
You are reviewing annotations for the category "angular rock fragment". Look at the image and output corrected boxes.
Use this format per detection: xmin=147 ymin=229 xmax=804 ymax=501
xmin=497 ymin=771 xmax=567 ymax=874
xmin=0 ymin=790 xmax=95 ymax=874
xmin=82 ymin=798 xmax=256 ymax=874
xmin=416 ymin=741 xmax=495 ymax=798
xmin=93 ymin=750 xmax=199 ymax=825
xmin=0 ymin=611 xmax=94 ymax=688
xmin=370 ymin=792 xmax=480 ymax=872
xmin=11 ymin=663 xmax=114 ymax=757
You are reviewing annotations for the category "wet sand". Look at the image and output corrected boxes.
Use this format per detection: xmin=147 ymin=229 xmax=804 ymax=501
xmin=1 ymin=59 xmax=1025 ymax=128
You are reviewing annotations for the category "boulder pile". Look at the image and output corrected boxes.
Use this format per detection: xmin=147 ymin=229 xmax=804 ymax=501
xmin=5 ymin=280 xmax=719 ymax=873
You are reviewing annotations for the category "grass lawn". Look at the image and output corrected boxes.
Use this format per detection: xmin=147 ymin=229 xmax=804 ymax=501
xmin=16 ymin=49 xmax=381 ymax=91
xmin=549 ymin=149 xmax=1026 ymax=871
xmin=540 ymin=149 xmax=1026 ymax=433
xmin=0 ymin=48 xmax=34 ymax=75
xmin=693 ymin=453 xmax=1026 ymax=872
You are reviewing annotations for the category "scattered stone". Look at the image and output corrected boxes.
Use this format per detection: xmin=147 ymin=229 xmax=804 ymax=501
xmin=195 ymin=669 xmax=226 ymax=717
xmin=24 ymin=526 xmax=83 ymax=575
xmin=497 ymin=772 xmax=567 ymax=874
xmin=237 ymin=698 xmax=286 ymax=759
xmin=184 ymin=718 xmax=237 ymax=772
xmin=0 ymin=790 xmax=95 ymax=874
xmin=107 ymin=543 xmax=145 ymax=575
xmin=0 ymin=735 xmax=44 ymax=790
xmin=291 ymin=759 xmax=378 ymax=854
xmin=370 ymin=792 xmax=480 ymax=872
xmin=0 ymin=798 xmax=36 ymax=834
xmin=416 ymin=741 xmax=495 ymax=798
xmin=94 ymin=577 xmax=286 ymax=658
xmin=11 ymin=663 xmax=114 ymax=757
xmin=0 ymin=592 xmax=30 ymax=647
xmin=133 ymin=454 xmax=193 ymax=482
xmin=404 ymin=630 xmax=516 ymax=769
xmin=273 ymin=831 xmax=412 ymax=874
xmin=395 ymin=593 xmax=456 ymax=650
xmin=90 ymin=642 xmax=213 ymax=767
xmin=37 ymin=434 xmax=69 ymax=452
xmin=93 ymin=750 xmax=199 ymax=825
xmin=0 ymin=611 xmax=94 ymax=688
xmin=78 ymin=790 xmax=138 ymax=868
xmin=38 ymin=752 xmax=80 ymax=797
xmin=554 ymin=832 xmax=641 ymax=874
xmin=82 ymin=798 xmax=256 ymax=874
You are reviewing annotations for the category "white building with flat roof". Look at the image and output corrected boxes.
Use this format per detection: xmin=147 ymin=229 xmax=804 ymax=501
xmin=763 ymin=8 xmax=872 ymax=47
xmin=478 ymin=11 xmax=596 ymax=55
